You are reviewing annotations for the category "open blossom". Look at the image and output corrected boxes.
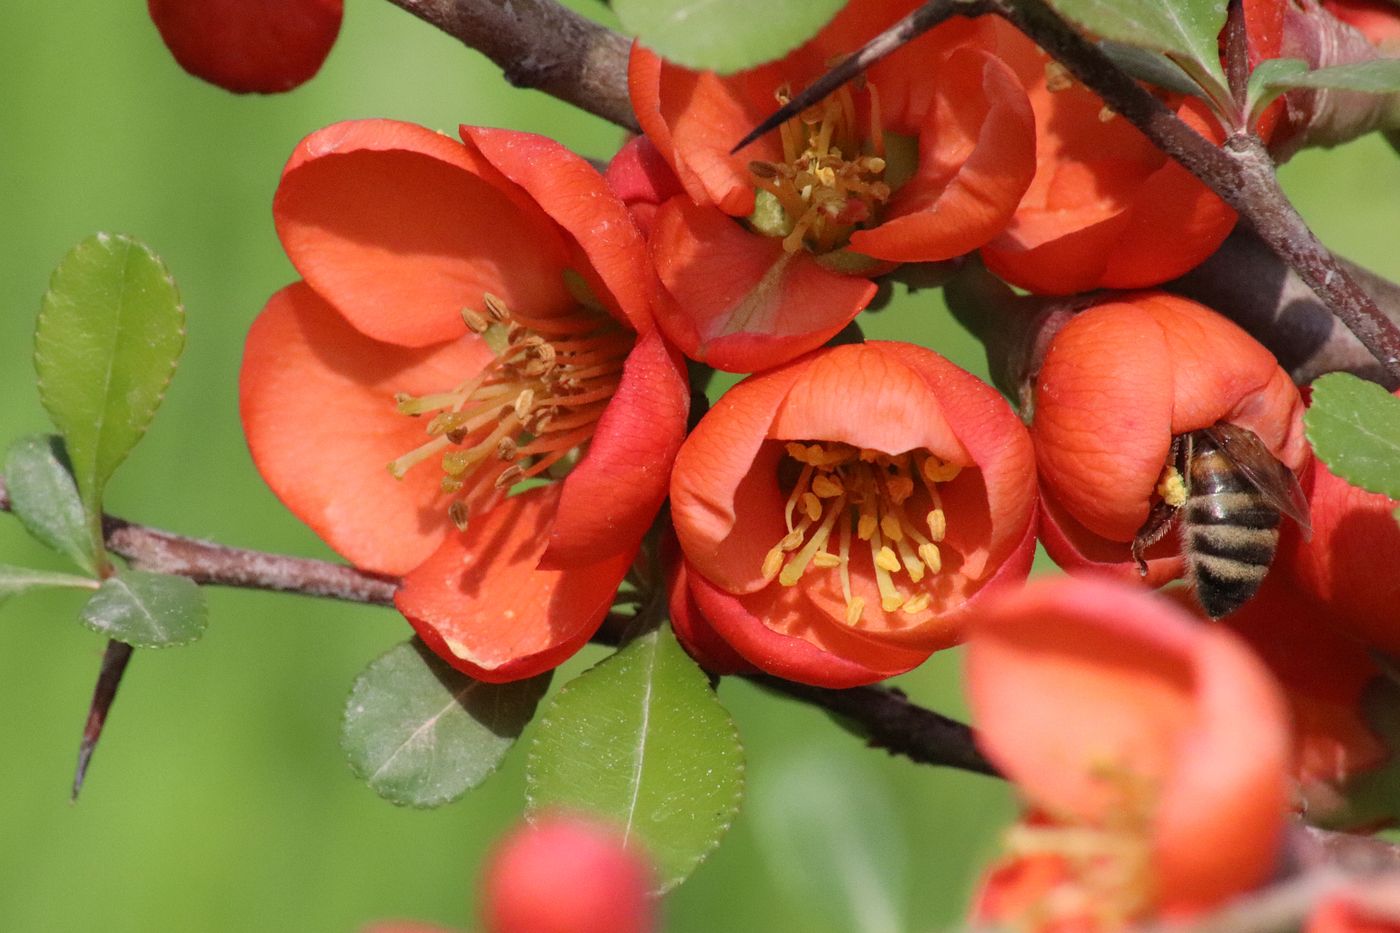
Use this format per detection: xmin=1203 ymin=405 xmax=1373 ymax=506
xmin=148 ymin=0 xmax=343 ymax=93
xmin=670 ymin=342 xmax=1037 ymax=687
xmin=240 ymin=120 xmax=688 ymax=681
xmin=967 ymin=578 xmax=1291 ymax=928
xmin=1032 ymin=292 xmax=1308 ymax=591
xmin=978 ymin=22 xmax=1241 ymax=295
xmin=630 ymin=1 xmax=1034 ymax=371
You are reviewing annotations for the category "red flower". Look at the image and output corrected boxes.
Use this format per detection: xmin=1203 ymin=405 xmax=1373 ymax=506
xmin=1323 ymin=0 xmax=1400 ymax=48
xmin=979 ymin=24 xmax=1238 ymax=294
xmin=630 ymin=2 xmax=1034 ymax=371
xmin=670 ymin=342 xmax=1037 ymax=687
xmin=1221 ymin=574 xmax=1391 ymax=825
xmin=1282 ymin=392 xmax=1400 ymax=656
xmin=967 ymin=577 xmax=1291 ymax=926
xmin=240 ymin=120 xmax=688 ymax=681
xmin=148 ymin=0 xmax=342 ymax=94
xmin=480 ymin=814 xmax=658 ymax=933
xmin=1031 ymin=292 xmax=1307 ymax=594
xmin=1309 ymin=887 xmax=1400 ymax=933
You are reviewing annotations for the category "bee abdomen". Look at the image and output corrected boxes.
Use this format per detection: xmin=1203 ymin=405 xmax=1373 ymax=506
xmin=1183 ymin=492 xmax=1280 ymax=618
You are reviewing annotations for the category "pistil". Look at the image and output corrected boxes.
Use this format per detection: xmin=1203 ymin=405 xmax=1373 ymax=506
xmin=387 ymin=293 xmax=632 ymax=528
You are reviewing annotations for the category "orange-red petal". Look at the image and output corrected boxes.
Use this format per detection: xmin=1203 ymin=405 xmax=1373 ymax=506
xmin=396 ymin=485 xmax=635 ymax=683
xmin=275 ymin=119 xmax=573 ymax=348
xmin=462 ymin=126 xmax=658 ymax=335
xmin=543 ymin=329 xmax=689 ymax=568
xmin=649 ymin=197 xmax=877 ymax=372
xmin=239 ymin=283 xmax=492 ymax=575
xmin=687 ymin=565 xmax=930 ymax=687
xmin=966 ymin=577 xmax=1290 ymax=910
xmin=849 ymin=48 xmax=1035 ymax=262
xmin=148 ymin=0 xmax=342 ymax=94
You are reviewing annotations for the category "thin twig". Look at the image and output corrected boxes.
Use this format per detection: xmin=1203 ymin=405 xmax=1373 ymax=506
xmin=749 ymin=674 xmax=999 ymax=775
xmin=381 ymin=0 xmax=638 ymax=132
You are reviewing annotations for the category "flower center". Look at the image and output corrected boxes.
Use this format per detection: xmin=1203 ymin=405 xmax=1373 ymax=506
xmin=387 ymin=293 xmax=632 ymax=530
xmin=1000 ymin=767 xmax=1159 ymax=930
xmin=747 ymin=79 xmax=891 ymax=255
xmin=761 ymin=441 xmax=960 ymax=625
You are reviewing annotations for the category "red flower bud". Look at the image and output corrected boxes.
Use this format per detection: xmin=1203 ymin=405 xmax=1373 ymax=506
xmin=480 ymin=814 xmax=657 ymax=933
xmin=670 ymin=342 xmax=1037 ymax=686
xmin=1031 ymin=292 xmax=1307 ymax=606
xmin=148 ymin=0 xmax=342 ymax=94
xmin=967 ymin=577 xmax=1291 ymax=924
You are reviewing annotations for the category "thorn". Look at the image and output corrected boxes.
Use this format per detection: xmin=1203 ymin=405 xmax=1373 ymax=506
xmin=72 ymin=640 xmax=135 ymax=802
xmin=729 ymin=0 xmax=956 ymax=154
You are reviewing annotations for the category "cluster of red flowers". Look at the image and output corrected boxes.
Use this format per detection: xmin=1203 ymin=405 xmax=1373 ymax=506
xmin=218 ymin=0 xmax=1400 ymax=928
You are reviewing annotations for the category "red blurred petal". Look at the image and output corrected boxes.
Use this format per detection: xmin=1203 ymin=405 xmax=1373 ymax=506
xmin=851 ymin=49 xmax=1035 ymax=262
xmin=148 ymin=0 xmax=341 ymax=94
xmin=1283 ymin=443 xmax=1400 ymax=654
xmin=239 ymin=283 xmax=492 ymax=575
xmin=462 ymin=127 xmax=657 ymax=335
xmin=543 ymin=329 xmax=689 ymax=568
xmin=1153 ymin=625 xmax=1290 ymax=908
xmin=967 ymin=577 xmax=1290 ymax=910
xmin=650 ymin=198 xmax=876 ymax=372
xmin=397 ymin=486 xmax=634 ymax=683
xmin=275 ymin=119 xmax=573 ymax=348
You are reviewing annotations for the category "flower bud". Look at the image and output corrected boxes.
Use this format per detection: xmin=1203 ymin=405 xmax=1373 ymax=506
xmin=480 ymin=814 xmax=657 ymax=933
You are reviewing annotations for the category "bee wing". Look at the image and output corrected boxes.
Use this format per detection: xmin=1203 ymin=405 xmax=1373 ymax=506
xmin=1203 ymin=424 xmax=1313 ymax=540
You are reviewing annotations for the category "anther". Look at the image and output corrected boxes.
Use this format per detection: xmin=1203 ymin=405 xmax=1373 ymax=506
xmin=448 ymin=501 xmax=470 ymax=532
xmin=483 ymin=293 xmax=511 ymax=322
xmin=461 ymin=307 xmax=491 ymax=333
xmin=494 ymin=464 xmax=524 ymax=489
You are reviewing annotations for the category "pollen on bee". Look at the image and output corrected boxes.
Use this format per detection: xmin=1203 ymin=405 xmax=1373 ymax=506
xmin=1157 ymin=466 xmax=1187 ymax=507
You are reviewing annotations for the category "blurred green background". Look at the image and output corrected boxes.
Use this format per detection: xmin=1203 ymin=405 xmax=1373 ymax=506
xmin=1 ymin=2 xmax=1397 ymax=931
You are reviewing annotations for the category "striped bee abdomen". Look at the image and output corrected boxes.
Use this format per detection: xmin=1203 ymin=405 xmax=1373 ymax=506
xmin=1182 ymin=444 xmax=1281 ymax=619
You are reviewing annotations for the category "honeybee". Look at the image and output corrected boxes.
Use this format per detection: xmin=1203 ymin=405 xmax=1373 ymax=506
xmin=1132 ymin=422 xmax=1311 ymax=618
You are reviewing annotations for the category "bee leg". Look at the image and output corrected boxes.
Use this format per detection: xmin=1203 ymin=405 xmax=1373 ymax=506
xmin=1131 ymin=502 xmax=1177 ymax=575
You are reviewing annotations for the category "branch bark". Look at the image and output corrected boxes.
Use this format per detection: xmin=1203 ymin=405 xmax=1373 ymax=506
xmin=382 ymin=0 xmax=638 ymax=132
xmin=0 ymin=475 xmax=986 ymax=772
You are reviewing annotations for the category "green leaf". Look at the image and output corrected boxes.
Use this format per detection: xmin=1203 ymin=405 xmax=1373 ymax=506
xmin=1043 ymin=0 xmax=1230 ymax=101
xmin=1248 ymin=58 xmax=1400 ymax=127
xmin=615 ymin=0 xmax=846 ymax=73
xmin=79 ymin=571 xmax=207 ymax=648
xmin=342 ymin=640 xmax=550 ymax=808
xmin=1245 ymin=58 xmax=1309 ymax=126
xmin=1263 ymin=58 xmax=1400 ymax=94
xmin=1099 ymin=40 xmax=1207 ymax=97
xmin=34 ymin=234 xmax=186 ymax=555
xmin=3 ymin=435 xmax=101 ymax=574
xmin=0 ymin=564 xmax=99 ymax=602
xmin=526 ymin=627 xmax=744 ymax=892
xmin=1305 ymin=372 xmax=1400 ymax=501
